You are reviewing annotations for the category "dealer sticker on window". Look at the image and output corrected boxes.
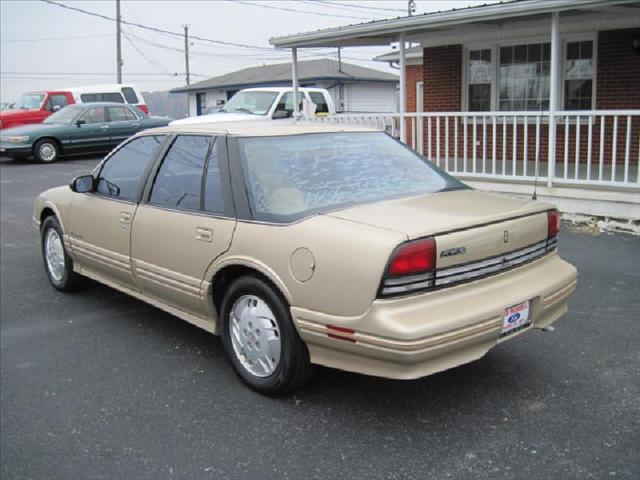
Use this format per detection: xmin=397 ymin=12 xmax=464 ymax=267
xmin=500 ymin=301 xmax=531 ymax=337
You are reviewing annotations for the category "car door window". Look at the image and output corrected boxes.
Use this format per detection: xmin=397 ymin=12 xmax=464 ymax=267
xmin=96 ymin=135 xmax=165 ymax=201
xmin=79 ymin=107 xmax=106 ymax=124
xmin=309 ymin=92 xmax=329 ymax=114
xmin=149 ymin=135 xmax=211 ymax=211
xmin=108 ymin=106 xmax=137 ymax=122
xmin=203 ymin=139 xmax=224 ymax=213
xmin=50 ymin=94 xmax=69 ymax=110
xmin=274 ymin=92 xmax=303 ymax=114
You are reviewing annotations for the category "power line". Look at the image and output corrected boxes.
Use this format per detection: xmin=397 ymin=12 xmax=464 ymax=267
xmin=40 ymin=0 xmax=274 ymax=51
xmin=1 ymin=34 xmax=114 ymax=43
xmin=308 ymin=0 xmax=406 ymax=13
xmin=299 ymin=0 xmax=389 ymax=17
xmin=231 ymin=0 xmax=377 ymax=20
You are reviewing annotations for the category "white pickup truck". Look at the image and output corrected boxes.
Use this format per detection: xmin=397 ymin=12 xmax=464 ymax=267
xmin=170 ymin=87 xmax=335 ymax=126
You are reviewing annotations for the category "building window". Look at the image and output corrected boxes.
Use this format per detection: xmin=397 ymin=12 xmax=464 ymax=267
xmin=499 ymin=43 xmax=550 ymax=111
xmin=468 ymin=49 xmax=492 ymax=111
xmin=564 ymin=40 xmax=594 ymax=110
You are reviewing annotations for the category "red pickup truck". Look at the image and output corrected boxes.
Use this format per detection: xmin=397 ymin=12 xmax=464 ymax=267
xmin=1 ymin=85 xmax=149 ymax=130
xmin=0 ymin=92 xmax=75 ymax=130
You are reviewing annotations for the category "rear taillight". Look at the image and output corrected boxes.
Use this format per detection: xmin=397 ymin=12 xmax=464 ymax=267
xmin=138 ymin=104 xmax=149 ymax=114
xmin=547 ymin=209 xmax=560 ymax=251
xmin=379 ymin=237 xmax=436 ymax=297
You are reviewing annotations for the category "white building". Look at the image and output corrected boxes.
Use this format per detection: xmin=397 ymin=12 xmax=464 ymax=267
xmin=171 ymin=59 xmax=398 ymax=117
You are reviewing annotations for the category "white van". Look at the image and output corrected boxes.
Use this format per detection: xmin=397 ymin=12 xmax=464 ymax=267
xmin=66 ymin=84 xmax=149 ymax=114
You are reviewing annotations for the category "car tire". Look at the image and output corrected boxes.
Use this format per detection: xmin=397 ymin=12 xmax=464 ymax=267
xmin=41 ymin=216 xmax=85 ymax=291
xmin=221 ymin=275 xmax=314 ymax=395
xmin=33 ymin=139 xmax=60 ymax=163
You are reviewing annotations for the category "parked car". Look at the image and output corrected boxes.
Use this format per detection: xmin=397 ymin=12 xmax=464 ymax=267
xmin=33 ymin=122 xmax=577 ymax=394
xmin=1 ymin=102 xmax=171 ymax=162
xmin=0 ymin=84 xmax=148 ymax=130
xmin=171 ymin=87 xmax=335 ymax=126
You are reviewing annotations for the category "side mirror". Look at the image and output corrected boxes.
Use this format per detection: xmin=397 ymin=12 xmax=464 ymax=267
xmin=53 ymin=105 xmax=61 ymax=112
xmin=272 ymin=110 xmax=292 ymax=119
xmin=75 ymin=119 xmax=86 ymax=127
xmin=69 ymin=174 xmax=95 ymax=193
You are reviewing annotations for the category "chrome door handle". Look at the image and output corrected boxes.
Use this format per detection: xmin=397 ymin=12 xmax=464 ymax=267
xmin=100 ymin=125 xmax=110 ymax=130
xmin=132 ymin=123 xmax=140 ymax=128
xmin=195 ymin=226 xmax=213 ymax=242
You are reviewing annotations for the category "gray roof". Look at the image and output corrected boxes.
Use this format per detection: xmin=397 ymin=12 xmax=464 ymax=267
xmin=170 ymin=59 xmax=398 ymax=93
xmin=269 ymin=0 xmax=632 ymax=48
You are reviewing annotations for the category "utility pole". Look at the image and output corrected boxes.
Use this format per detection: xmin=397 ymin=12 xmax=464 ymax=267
xmin=408 ymin=0 xmax=416 ymax=16
xmin=116 ymin=0 xmax=122 ymax=83
xmin=183 ymin=24 xmax=190 ymax=85
xmin=337 ymin=47 xmax=342 ymax=72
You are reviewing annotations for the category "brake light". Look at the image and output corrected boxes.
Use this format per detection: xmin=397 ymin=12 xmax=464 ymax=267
xmin=380 ymin=237 xmax=436 ymax=297
xmin=547 ymin=210 xmax=560 ymax=238
xmin=546 ymin=209 xmax=560 ymax=252
xmin=138 ymin=104 xmax=149 ymax=114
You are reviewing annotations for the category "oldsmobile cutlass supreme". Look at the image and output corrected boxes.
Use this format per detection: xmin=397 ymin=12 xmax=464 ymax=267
xmin=33 ymin=122 xmax=577 ymax=394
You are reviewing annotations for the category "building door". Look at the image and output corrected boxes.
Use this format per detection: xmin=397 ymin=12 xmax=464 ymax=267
xmin=196 ymin=93 xmax=206 ymax=115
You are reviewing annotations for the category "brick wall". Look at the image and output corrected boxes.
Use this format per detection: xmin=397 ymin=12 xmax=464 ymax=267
xmin=422 ymin=45 xmax=462 ymax=112
xmin=597 ymin=28 xmax=640 ymax=109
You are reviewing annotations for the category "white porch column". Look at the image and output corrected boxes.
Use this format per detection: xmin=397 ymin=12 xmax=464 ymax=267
xmin=399 ymin=33 xmax=407 ymax=143
xmin=547 ymin=12 xmax=560 ymax=187
xmin=292 ymin=47 xmax=300 ymax=117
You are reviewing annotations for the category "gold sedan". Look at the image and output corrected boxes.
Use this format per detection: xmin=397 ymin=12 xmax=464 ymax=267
xmin=33 ymin=122 xmax=577 ymax=394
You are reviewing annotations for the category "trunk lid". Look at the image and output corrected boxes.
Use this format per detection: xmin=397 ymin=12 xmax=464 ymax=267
xmin=326 ymin=189 xmax=551 ymax=268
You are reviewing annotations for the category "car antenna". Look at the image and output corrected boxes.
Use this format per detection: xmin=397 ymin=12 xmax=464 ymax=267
xmin=532 ymin=149 xmax=540 ymax=200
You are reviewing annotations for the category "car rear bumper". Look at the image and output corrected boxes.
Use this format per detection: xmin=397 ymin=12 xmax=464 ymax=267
xmin=291 ymin=251 xmax=577 ymax=380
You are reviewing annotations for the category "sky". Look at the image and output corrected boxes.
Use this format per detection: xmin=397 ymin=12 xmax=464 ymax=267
xmin=0 ymin=0 xmax=488 ymax=101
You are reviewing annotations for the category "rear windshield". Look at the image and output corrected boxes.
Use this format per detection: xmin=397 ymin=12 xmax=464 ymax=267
xmin=238 ymin=131 xmax=467 ymax=222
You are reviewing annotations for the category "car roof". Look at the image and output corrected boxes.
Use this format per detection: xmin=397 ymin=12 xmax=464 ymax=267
xmin=143 ymin=120 xmax=380 ymax=137
xmin=240 ymin=87 xmax=327 ymax=93
xmin=66 ymin=102 xmax=138 ymax=108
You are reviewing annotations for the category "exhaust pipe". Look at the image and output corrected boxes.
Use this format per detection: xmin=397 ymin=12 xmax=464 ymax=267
xmin=541 ymin=326 xmax=555 ymax=332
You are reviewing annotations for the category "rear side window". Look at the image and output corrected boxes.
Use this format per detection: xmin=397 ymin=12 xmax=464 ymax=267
xmin=102 ymin=92 xmax=125 ymax=103
xmin=80 ymin=93 xmax=125 ymax=103
xmin=80 ymin=93 xmax=101 ymax=103
xmin=149 ymin=135 xmax=211 ymax=211
xmin=108 ymin=106 xmax=137 ymax=122
xmin=121 ymin=87 xmax=139 ymax=104
xmin=309 ymin=92 xmax=329 ymax=114
xmin=96 ymin=135 xmax=165 ymax=201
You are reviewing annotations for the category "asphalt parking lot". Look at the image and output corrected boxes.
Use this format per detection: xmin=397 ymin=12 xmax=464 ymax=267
xmin=1 ymin=155 xmax=639 ymax=480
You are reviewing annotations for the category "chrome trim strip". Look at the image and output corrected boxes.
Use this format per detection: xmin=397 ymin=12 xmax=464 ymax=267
xmin=384 ymin=271 xmax=434 ymax=286
xmin=382 ymin=279 xmax=434 ymax=295
xmin=436 ymin=240 xmax=551 ymax=287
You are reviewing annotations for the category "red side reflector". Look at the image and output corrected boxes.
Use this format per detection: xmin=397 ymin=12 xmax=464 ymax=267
xmin=547 ymin=210 xmax=560 ymax=238
xmin=387 ymin=237 xmax=436 ymax=277
xmin=327 ymin=325 xmax=356 ymax=342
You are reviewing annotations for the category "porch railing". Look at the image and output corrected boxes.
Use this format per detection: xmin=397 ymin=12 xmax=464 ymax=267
xmin=305 ymin=110 xmax=640 ymax=189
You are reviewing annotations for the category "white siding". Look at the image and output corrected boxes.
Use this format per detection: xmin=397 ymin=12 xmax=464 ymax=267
xmin=344 ymin=83 xmax=397 ymax=113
